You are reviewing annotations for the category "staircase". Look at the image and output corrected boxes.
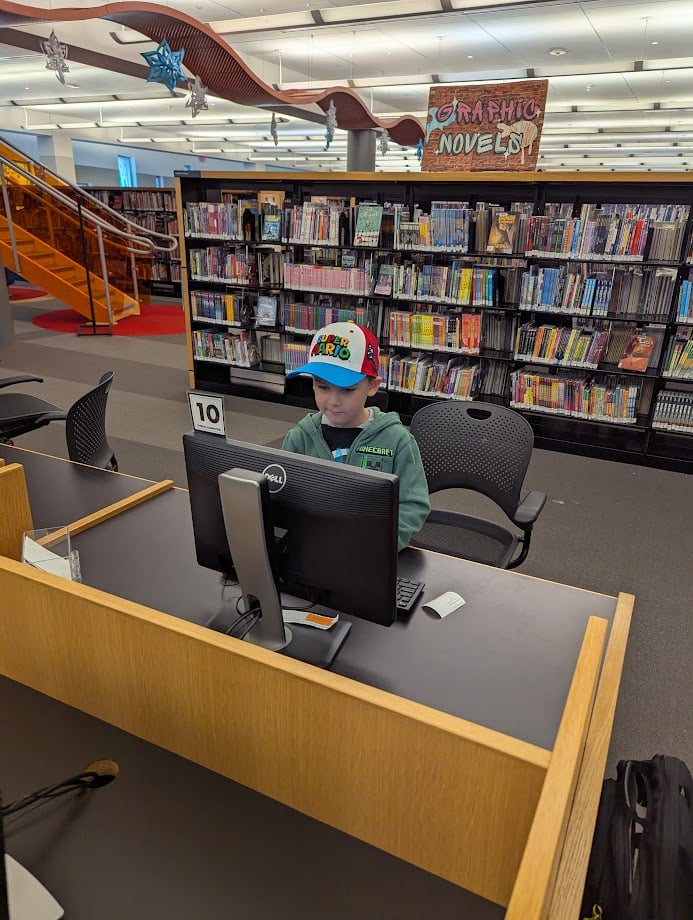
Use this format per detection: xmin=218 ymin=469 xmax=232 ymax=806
xmin=0 ymin=139 xmax=177 ymax=326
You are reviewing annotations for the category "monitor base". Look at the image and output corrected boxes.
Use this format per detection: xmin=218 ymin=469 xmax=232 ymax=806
xmin=5 ymin=855 xmax=64 ymax=920
xmin=279 ymin=620 xmax=352 ymax=669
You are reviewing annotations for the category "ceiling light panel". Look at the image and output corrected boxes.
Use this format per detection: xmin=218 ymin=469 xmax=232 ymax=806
xmin=581 ymin=0 xmax=691 ymax=61
xmin=318 ymin=1 xmax=443 ymax=25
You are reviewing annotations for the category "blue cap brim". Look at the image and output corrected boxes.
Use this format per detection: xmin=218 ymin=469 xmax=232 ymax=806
xmin=285 ymin=362 xmax=366 ymax=387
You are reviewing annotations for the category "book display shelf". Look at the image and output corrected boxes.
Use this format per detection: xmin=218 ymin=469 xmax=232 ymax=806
xmin=88 ymin=188 xmax=181 ymax=296
xmin=175 ymin=171 xmax=693 ymax=472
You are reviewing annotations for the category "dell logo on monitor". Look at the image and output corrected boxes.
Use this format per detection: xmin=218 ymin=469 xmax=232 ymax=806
xmin=262 ymin=463 xmax=287 ymax=493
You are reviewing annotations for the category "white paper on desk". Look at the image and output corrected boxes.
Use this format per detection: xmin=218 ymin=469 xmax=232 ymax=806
xmin=22 ymin=536 xmax=73 ymax=580
xmin=422 ymin=591 xmax=466 ymax=619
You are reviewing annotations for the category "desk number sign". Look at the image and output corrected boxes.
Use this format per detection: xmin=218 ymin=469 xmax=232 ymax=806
xmin=187 ymin=391 xmax=226 ymax=437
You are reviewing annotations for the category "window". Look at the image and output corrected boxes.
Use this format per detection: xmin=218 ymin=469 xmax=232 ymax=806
xmin=117 ymin=154 xmax=137 ymax=187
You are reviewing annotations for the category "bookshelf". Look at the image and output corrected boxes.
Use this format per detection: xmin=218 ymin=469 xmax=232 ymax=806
xmin=176 ymin=171 xmax=693 ymax=472
xmin=88 ymin=188 xmax=181 ymax=297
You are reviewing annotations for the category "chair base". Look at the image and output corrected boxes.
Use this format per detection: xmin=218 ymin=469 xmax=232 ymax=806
xmin=411 ymin=510 xmax=519 ymax=568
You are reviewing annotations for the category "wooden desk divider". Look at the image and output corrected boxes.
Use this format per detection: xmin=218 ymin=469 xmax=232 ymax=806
xmin=0 ymin=545 xmax=613 ymax=910
xmin=548 ymin=592 xmax=634 ymax=918
xmin=35 ymin=479 xmax=175 ymax=548
xmin=0 ymin=463 xmax=33 ymax=560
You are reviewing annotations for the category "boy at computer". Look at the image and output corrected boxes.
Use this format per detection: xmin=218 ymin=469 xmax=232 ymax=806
xmin=282 ymin=321 xmax=430 ymax=551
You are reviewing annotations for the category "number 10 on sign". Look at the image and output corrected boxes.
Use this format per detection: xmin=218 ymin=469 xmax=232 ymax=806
xmin=187 ymin=392 xmax=226 ymax=437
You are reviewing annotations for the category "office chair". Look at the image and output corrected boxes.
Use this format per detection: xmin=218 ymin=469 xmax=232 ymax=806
xmin=0 ymin=371 xmax=118 ymax=471
xmin=409 ymin=401 xmax=546 ymax=568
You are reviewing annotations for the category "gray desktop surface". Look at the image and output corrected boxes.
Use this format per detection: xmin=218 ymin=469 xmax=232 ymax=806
xmin=69 ymin=487 xmax=617 ymax=751
xmin=1 ymin=676 xmax=502 ymax=920
xmin=0 ymin=445 xmax=148 ymax=526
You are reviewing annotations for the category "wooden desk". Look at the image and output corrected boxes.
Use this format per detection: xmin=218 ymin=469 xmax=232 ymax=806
xmin=0 ymin=446 xmax=633 ymax=918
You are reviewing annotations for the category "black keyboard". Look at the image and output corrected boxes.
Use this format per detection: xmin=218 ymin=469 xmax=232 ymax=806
xmin=396 ymin=577 xmax=424 ymax=614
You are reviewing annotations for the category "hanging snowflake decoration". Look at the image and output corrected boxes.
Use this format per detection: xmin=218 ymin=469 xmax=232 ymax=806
xmin=416 ymin=138 xmax=424 ymax=162
xmin=185 ymin=75 xmax=208 ymax=118
xmin=378 ymin=130 xmax=390 ymax=157
xmin=141 ymin=37 xmax=185 ymax=96
xmin=270 ymin=111 xmax=279 ymax=147
xmin=325 ymin=99 xmax=337 ymax=150
xmin=42 ymin=30 xmax=70 ymax=85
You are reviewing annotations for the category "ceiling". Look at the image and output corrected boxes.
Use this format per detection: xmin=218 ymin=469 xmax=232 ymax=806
xmin=1 ymin=0 xmax=693 ymax=173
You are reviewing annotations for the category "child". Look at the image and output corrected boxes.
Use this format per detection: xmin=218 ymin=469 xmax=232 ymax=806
xmin=282 ymin=321 xmax=430 ymax=551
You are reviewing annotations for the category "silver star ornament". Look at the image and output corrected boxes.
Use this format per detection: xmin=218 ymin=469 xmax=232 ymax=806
xmin=325 ymin=99 xmax=337 ymax=150
xmin=378 ymin=130 xmax=390 ymax=156
xmin=186 ymin=75 xmax=209 ymax=118
xmin=42 ymin=30 xmax=70 ymax=85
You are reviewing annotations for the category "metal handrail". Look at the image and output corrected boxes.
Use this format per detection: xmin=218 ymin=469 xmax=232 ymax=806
xmin=0 ymin=134 xmax=177 ymax=254
xmin=0 ymin=144 xmax=180 ymax=319
xmin=1 ymin=157 xmax=164 ymax=254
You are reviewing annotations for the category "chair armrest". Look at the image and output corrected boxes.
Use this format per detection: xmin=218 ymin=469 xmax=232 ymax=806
xmin=0 ymin=375 xmax=44 ymax=388
xmin=513 ymin=490 xmax=547 ymax=528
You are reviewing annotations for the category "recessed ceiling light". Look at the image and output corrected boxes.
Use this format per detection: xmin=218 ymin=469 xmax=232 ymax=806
xmin=467 ymin=55 xmax=473 ymax=59
xmin=651 ymin=41 xmax=658 ymax=45
xmin=549 ymin=47 xmax=568 ymax=56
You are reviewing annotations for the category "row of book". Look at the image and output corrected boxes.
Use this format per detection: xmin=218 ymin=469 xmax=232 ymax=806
xmin=288 ymin=202 xmax=348 ymax=247
xmin=185 ymin=191 xmax=285 ymax=243
xmin=283 ymin=301 xmax=370 ymax=334
xmin=93 ymin=189 xmax=176 ymax=212
xmin=515 ymin=322 xmax=610 ymax=370
xmin=184 ymin=202 xmax=244 ymax=239
xmin=520 ymin=266 xmax=609 ymax=315
xmin=518 ymin=264 xmax=679 ymax=319
xmin=151 ymin=261 xmax=180 ymax=282
xmin=191 ymin=290 xmax=241 ymax=324
xmin=192 ymin=329 xmax=260 ymax=367
xmin=510 ymin=370 xmax=642 ymax=424
xmin=662 ymin=328 xmax=693 ymax=379
xmin=188 ymin=247 xmax=252 ymax=284
xmin=282 ymin=262 xmax=372 ymax=295
xmin=652 ymin=390 xmax=693 ymax=434
xmin=388 ymin=311 xmax=482 ymax=353
xmin=394 ymin=204 xmax=471 ymax=252
xmin=390 ymin=263 xmax=497 ymax=307
xmin=479 ymin=361 xmax=512 ymax=398
xmin=524 ymin=212 xmax=689 ymax=262
xmin=387 ymin=354 xmax=481 ymax=400
xmin=596 ymin=202 xmax=690 ymax=221
xmin=675 ymin=278 xmax=693 ymax=323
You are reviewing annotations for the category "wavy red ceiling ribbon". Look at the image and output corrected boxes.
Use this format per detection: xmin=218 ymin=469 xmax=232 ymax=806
xmin=0 ymin=1 xmax=424 ymax=145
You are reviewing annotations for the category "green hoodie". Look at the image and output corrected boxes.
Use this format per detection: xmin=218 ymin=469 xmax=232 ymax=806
xmin=282 ymin=407 xmax=431 ymax=551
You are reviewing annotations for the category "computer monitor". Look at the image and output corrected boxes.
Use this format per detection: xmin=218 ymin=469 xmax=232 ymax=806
xmin=183 ymin=432 xmax=400 ymax=662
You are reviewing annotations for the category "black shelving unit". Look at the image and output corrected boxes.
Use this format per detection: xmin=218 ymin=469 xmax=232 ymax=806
xmin=88 ymin=187 xmax=182 ymax=297
xmin=175 ymin=170 xmax=693 ymax=473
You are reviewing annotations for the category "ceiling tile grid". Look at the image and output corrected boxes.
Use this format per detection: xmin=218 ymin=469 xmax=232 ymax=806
xmin=0 ymin=0 xmax=691 ymax=172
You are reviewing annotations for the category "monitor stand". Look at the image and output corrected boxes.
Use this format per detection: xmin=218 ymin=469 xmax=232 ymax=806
xmin=218 ymin=469 xmax=350 ymax=669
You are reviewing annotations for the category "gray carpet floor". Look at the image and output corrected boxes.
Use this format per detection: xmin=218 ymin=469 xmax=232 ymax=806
xmin=2 ymin=291 xmax=691 ymax=774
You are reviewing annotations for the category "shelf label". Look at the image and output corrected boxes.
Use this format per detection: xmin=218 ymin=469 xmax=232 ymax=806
xmin=187 ymin=391 xmax=226 ymax=437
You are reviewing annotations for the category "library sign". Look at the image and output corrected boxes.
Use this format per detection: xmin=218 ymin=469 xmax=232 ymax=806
xmin=421 ymin=79 xmax=548 ymax=172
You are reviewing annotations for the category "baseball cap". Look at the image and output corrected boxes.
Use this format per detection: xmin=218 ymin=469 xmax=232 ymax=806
xmin=286 ymin=321 xmax=380 ymax=387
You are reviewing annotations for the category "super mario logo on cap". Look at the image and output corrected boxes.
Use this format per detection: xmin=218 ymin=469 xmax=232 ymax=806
xmin=310 ymin=333 xmax=351 ymax=361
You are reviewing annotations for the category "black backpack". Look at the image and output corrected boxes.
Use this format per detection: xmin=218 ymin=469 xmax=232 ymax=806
xmin=581 ymin=755 xmax=693 ymax=920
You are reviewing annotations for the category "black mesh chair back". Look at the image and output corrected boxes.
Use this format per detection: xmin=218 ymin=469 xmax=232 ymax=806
xmin=65 ymin=371 xmax=118 ymax=471
xmin=410 ymin=401 xmax=534 ymax=518
xmin=409 ymin=401 xmax=545 ymax=568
